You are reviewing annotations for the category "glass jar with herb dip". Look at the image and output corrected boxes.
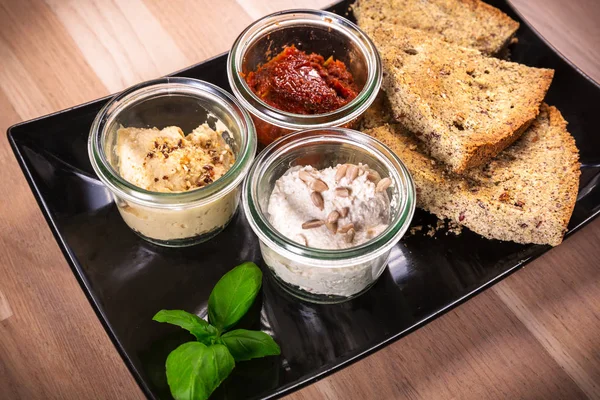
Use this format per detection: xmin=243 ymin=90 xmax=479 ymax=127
xmin=242 ymin=128 xmax=415 ymax=303
xmin=88 ymin=77 xmax=256 ymax=247
xmin=228 ymin=10 xmax=382 ymax=146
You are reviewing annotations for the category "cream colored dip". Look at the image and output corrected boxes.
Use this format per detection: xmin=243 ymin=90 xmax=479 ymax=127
xmin=264 ymin=164 xmax=391 ymax=297
xmin=116 ymin=124 xmax=234 ymax=192
xmin=113 ymin=123 xmax=238 ymax=243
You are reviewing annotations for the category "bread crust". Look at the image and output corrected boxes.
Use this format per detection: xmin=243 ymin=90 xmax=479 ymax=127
xmin=364 ymin=104 xmax=580 ymax=246
xmin=367 ymin=24 xmax=554 ymax=173
xmin=353 ymin=0 xmax=519 ymax=55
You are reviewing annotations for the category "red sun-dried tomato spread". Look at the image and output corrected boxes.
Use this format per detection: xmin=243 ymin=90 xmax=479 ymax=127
xmin=245 ymin=45 xmax=359 ymax=115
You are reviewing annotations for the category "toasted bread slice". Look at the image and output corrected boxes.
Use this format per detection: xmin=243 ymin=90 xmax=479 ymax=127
xmin=353 ymin=0 xmax=519 ymax=56
xmin=365 ymin=23 xmax=554 ymax=173
xmin=364 ymin=104 xmax=580 ymax=246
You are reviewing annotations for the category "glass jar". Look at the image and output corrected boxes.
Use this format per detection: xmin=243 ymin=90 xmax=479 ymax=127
xmin=228 ymin=9 xmax=382 ymax=146
xmin=88 ymin=77 xmax=256 ymax=247
xmin=242 ymin=128 xmax=415 ymax=303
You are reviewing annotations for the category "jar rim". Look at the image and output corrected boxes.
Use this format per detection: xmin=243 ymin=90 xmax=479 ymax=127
xmin=242 ymin=128 xmax=416 ymax=265
xmin=227 ymin=9 xmax=382 ymax=130
xmin=88 ymin=77 xmax=257 ymax=209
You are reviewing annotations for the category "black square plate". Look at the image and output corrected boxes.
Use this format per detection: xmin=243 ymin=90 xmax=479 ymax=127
xmin=8 ymin=1 xmax=600 ymax=399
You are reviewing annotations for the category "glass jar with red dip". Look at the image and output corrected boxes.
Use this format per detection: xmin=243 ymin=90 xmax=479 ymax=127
xmin=244 ymin=45 xmax=359 ymax=115
xmin=228 ymin=10 xmax=382 ymax=146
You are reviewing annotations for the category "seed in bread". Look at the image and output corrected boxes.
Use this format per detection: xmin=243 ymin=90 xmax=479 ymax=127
xmin=365 ymin=23 xmax=554 ymax=173
xmin=353 ymin=0 xmax=519 ymax=56
xmin=363 ymin=104 xmax=580 ymax=246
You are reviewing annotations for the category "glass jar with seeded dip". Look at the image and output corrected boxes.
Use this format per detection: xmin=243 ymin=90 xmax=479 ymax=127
xmin=228 ymin=9 xmax=382 ymax=146
xmin=242 ymin=128 xmax=415 ymax=303
xmin=89 ymin=77 xmax=256 ymax=247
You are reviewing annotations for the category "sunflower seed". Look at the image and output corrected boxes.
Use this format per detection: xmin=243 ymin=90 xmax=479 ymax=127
xmin=345 ymin=228 xmax=355 ymax=243
xmin=298 ymin=170 xmax=314 ymax=184
xmin=346 ymin=164 xmax=359 ymax=183
xmin=327 ymin=210 xmax=340 ymax=224
xmin=335 ymin=187 xmax=350 ymax=197
xmin=339 ymin=223 xmax=355 ymax=234
xmin=326 ymin=221 xmax=338 ymax=234
xmin=366 ymin=169 xmax=381 ymax=183
xmin=311 ymin=191 xmax=324 ymax=210
xmin=302 ymin=219 xmax=325 ymax=229
xmin=310 ymin=178 xmax=329 ymax=192
xmin=335 ymin=164 xmax=348 ymax=183
xmin=376 ymin=177 xmax=392 ymax=192
xmin=339 ymin=207 xmax=349 ymax=218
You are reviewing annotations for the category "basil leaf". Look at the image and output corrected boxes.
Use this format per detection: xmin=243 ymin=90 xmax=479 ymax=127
xmin=208 ymin=262 xmax=262 ymax=331
xmin=166 ymin=342 xmax=234 ymax=400
xmin=221 ymin=329 xmax=281 ymax=362
xmin=153 ymin=310 xmax=218 ymax=345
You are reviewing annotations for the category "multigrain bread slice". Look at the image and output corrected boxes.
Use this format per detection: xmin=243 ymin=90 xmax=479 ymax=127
xmin=353 ymin=0 xmax=519 ymax=56
xmin=364 ymin=104 xmax=580 ymax=246
xmin=364 ymin=23 xmax=554 ymax=173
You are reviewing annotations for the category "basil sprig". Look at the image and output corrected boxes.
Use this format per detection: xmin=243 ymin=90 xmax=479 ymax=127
xmin=153 ymin=262 xmax=280 ymax=400
xmin=153 ymin=310 xmax=219 ymax=345
xmin=220 ymin=329 xmax=282 ymax=362
xmin=208 ymin=262 xmax=262 ymax=332
xmin=166 ymin=343 xmax=234 ymax=400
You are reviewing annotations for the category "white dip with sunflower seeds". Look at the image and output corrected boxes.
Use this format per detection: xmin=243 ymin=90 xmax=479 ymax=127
xmin=264 ymin=164 xmax=391 ymax=297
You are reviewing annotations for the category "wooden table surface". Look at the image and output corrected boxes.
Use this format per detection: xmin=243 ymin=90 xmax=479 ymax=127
xmin=1 ymin=1 xmax=599 ymax=399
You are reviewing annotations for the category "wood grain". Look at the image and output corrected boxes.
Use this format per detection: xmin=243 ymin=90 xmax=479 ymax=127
xmin=44 ymin=0 xmax=189 ymax=92
xmin=0 ymin=290 xmax=13 ymax=321
xmin=511 ymin=0 xmax=600 ymax=83
xmin=0 ymin=0 xmax=599 ymax=399
xmin=292 ymin=289 xmax=590 ymax=400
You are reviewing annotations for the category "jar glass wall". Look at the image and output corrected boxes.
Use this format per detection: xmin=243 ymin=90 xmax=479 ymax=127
xmin=242 ymin=128 xmax=415 ymax=303
xmin=228 ymin=9 xmax=382 ymax=146
xmin=88 ymin=77 xmax=257 ymax=247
